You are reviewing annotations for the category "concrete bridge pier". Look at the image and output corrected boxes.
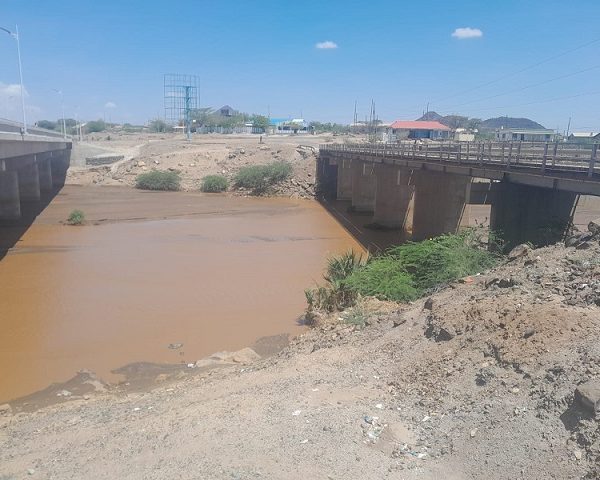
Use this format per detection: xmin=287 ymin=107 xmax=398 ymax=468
xmin=336 ymin=158 xmax=353 ymax=201
xmin=490 ymin=182 xmax=577 ymax=249
xmin=50 ymin=150 xmax=70 ymax=188
xmin=17 ymin=162 xmax=41 ymax=202
xmin=0 ymin=161 xmax=20 ymax=220
xmin=37 ymin=157 xmax=53 ymax=193
xmin=412 ymin=171 xmax=471 ymax=240
xmin=351 ymin=161 xmax=376 ymax=213
xmin=372 ymin=164 xmax=414 ymax=229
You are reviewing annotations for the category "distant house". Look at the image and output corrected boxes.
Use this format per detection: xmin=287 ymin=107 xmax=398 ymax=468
xmin=568 ymin=132 xmax=598 ymax=143
xmin=387 ymin=120 xmax=451 ymax=141
xmin=454 ymin=128 xmax=476 ymax=142
xmin=218 ymin=105 xmax=235 ymax=117
xmin=270 ymin=117 xmax=309 ymax=134
xmin=495 ymin=128 xmax=556 ymax=142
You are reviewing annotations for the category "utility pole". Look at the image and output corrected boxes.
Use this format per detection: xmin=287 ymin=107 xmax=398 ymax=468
xmin=566 ymin=117 xmax=572 ymax=138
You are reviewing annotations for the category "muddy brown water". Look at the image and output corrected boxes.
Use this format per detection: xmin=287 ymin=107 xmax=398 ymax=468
xmin=0 ymin=186 xmax=364 ymax=403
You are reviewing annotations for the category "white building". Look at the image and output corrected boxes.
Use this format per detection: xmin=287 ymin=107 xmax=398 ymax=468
xmin=495 ymin=128 xmax=556 ymax=142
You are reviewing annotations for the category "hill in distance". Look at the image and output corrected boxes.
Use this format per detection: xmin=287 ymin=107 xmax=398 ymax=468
xmin=416 ymin=111 xmax=546 ymax=130
xmin=479 ymin=116 xmax=546 ymax=130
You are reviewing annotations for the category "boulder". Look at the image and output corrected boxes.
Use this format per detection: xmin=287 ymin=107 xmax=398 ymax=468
xmin=231 ymin=347 xmax=261 ymax=365
xmin=575 ymin=380 xmax=600 ymax=415
xmin=508 ymin=244 xmax=530 ymax=261
xmin=588 ymin=218 xmax=600 ymax=236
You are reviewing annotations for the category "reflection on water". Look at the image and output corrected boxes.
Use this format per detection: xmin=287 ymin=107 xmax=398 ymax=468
xmin=0 ymin=186 xmax=363 ymax=402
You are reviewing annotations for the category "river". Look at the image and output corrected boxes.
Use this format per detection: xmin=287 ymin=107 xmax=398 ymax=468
xmin=0 ymin=186 xmax=363 ymax=403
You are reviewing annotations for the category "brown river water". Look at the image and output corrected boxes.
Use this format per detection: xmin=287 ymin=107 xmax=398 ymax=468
xmin=0 ymin=186 xmax=363 ymax=403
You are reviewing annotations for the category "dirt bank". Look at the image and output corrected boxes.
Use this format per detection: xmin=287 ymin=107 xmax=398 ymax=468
xmin=67 ymin=133 xmax=326 ymax=198
xmin=2 ymin=241 xmax=599 ymax=479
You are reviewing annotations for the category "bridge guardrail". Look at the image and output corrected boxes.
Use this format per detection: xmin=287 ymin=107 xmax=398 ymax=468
xmin=319 ymin=141 xmax=600 ymax=177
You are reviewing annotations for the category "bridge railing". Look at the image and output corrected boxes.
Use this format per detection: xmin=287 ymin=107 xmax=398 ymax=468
xmin=319 ymin=141 xmax=600 ymax=177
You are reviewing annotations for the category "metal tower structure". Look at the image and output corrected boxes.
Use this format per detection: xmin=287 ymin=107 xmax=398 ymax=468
xmin=164 ymin=74 xmax=199 ymax=140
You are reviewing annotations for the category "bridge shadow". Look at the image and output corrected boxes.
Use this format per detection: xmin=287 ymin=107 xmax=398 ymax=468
xmin=0 ymin=187 xmax=62 ymax=262
xmin=316 ymin=196 xmax=409 ymax=254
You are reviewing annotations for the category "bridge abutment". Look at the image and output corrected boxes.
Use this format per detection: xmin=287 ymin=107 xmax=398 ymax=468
xmin=351 ymin=161 xmax=376 ymax=213
xmin=372 ymin=164 xmax=414 ymax=229
xmin=412 ymin=171 xmax=471 ymax=240
xmin=490 ymin=182 xmax=577 ymax=249
xmin=0 ymin=170 xmax=21 ymax=221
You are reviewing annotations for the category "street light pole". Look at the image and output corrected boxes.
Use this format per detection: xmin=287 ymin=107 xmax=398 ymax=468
xmin=1 ymin=24 xmax=27 ymax=134
xmin=53 ymin=89 xmax=66 ymax=139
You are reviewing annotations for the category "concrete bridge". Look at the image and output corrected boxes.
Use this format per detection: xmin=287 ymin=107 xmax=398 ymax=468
xmin=318 ymin=141 xmax=600 ymax=248
xmin=0 ymin=120 xmax=71 ymax=222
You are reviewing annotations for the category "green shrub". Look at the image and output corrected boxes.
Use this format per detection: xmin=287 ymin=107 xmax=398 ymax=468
xmin=306 ymin=229 xmax=500 ymax=314
xmin=135 ymin=170 xmax=181 ymax=191
xmin=67 ymin=209 xmax=85 ymax=226
xmin=305 ymin=251 xmax=363 ymax=313
xmin=344 ymin=259 xmax=418 ymax=302
xmin=201 ymin=175 xmax=229 ymax=193
xmin=234 ymin=161 xmax=292 ymax=193
xmin=387 ymin=229 xmax=498 ymax=293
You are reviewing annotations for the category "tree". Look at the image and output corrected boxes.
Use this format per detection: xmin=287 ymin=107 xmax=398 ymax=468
xmin=149 ymin=118 xmax=172 ymax=133
xmin=442 ymin=115 xmax=469 ymax=130
xmin=37 ymin=120 xmax=56 ymax=130
xmin=250 ymin=114 xmax=269 ymax=131
xmin=466 ymin=118 xmax=482 ymax=131
xmin=86 ymin=119 xmax=107 ymax=133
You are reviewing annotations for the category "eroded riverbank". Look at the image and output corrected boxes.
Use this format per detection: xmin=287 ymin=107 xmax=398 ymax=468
xmin=0 ymin=185 xmax=363 ymax=403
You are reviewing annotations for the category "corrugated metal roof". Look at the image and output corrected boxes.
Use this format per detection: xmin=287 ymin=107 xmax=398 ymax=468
xmin=389 ymin=120 xmax=450 ymax=131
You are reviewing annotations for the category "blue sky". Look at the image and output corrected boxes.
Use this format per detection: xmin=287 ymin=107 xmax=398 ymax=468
xmin=1 ymin=0 xmax=599 ymax=132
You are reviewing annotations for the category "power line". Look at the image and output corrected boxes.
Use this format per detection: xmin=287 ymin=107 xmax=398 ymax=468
xmin=442 ymin=64 xmax=600 ymax=110
xmin=430 ymin=36 xmax=600 ymax=106
xmin=436 ymin=90 xmax=600 ymax=116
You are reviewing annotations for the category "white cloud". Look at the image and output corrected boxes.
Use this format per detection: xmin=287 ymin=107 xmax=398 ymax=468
xmin=315 ymin=41 xmax=338 ymax=49
xmin=451 ymin=27 xmax=483 ymax=39
xmin=0 ymin=82 xmax=28 ymax=99
xmin=104 ymin=101 xmax=117 ymax=109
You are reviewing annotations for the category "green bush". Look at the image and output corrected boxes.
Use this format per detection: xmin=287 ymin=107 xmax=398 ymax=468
xmin=305 ymin=251 xmax=363 ymax=313
xmin=386 ymin=230 xmax=498 ymax=293
xmin=201 ymin=175 xmax=229 ymax=193
xmin=234 ymin=161 xmax=292 ymax=193
xmin=67 ymin=209 xmax=85 ymax=226
xmin=135 ymin=170 xmax=181 ymax=191
xmin=344 ymin=259 xmax=418 ymax=302
xmin=306 ymin=230 xmax=501 ymax=313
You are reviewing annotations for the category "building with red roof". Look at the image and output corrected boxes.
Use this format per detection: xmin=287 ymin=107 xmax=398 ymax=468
xmin=387 ymin=120 xmax=451 ymax=141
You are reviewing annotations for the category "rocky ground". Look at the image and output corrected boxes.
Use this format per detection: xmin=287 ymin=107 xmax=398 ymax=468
xmin=1 ymin=234 xmax=600 ymax=479
xmin=66 ymin=132 xmax=327 ymax=198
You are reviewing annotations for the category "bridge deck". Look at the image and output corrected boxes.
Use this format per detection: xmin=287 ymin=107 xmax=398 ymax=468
xmin=320 ymin=141 xmax=600 ymax=196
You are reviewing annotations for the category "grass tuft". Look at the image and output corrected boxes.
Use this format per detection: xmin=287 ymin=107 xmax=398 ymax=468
xmin=66 ymin=209 xmax=85 ymax=226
